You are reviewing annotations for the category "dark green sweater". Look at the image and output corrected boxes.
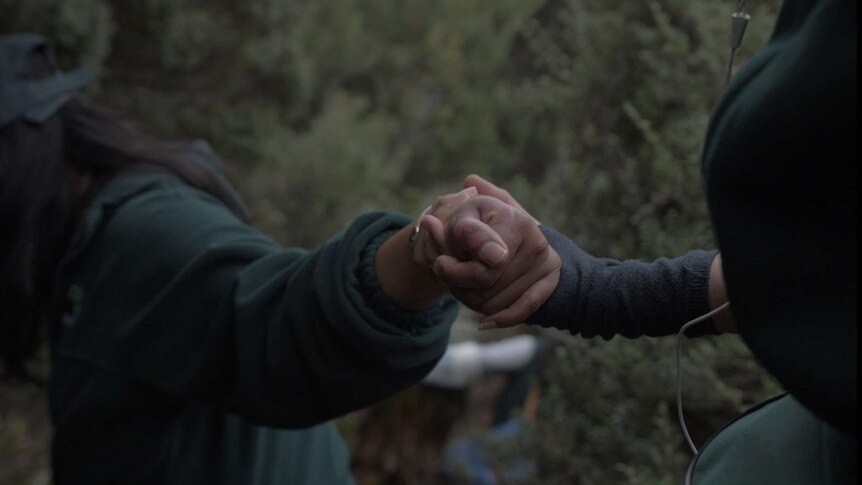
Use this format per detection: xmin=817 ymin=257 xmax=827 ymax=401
xmin=49 ymin=172 xmax=458 ymax=484
xmin=703 ymin=0 xmax=856 ymax=434
xmin=692 ymin=0 xmax=856 ymax=481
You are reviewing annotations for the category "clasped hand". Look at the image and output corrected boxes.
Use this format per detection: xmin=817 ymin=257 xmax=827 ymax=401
xmin=413 ymin=175 xmax=561 ymax=329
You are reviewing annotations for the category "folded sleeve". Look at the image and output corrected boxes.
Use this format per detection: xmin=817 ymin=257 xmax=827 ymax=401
xmin=526 ymin=226 xmax=717 ymax=339
xmin=54 ymin=180 xmax=458 ymax=428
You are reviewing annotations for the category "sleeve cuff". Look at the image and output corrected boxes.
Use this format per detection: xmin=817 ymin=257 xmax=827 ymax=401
xmin=524 ymin=226 xmax=582 ymax=329
xmin=356 ymin=225 xmax=455 ymax=334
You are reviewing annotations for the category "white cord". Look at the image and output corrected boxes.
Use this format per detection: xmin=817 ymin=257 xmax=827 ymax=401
xmin=676 ymin=301 xmax=731 ymax=455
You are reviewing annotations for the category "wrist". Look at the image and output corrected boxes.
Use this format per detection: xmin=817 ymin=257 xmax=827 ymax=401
xmin=709 ymin=253 xmax=736 ymax=333
xmin=376 ymin=224 xmax=447 ymax=311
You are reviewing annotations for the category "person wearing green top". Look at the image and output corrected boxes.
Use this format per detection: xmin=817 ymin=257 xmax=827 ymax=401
xmin=425 ymin=0 xmax=856 ymax=482
xmin=0 ymin=34 xmax=562 ymax=484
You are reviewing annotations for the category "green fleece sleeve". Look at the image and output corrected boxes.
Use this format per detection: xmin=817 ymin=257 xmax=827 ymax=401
xmin=54 ymin=177 xmax=458 ymax=428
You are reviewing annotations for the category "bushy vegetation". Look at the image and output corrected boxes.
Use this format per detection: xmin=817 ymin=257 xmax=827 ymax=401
xmin=1 ymin=0 xmax=781 ymax=483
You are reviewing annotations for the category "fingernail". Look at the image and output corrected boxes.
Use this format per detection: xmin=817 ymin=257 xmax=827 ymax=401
xmin=453 ymin=187 xmax=478 ymax=203
xmin=479 ymin=321 xmax=498 ymax=330
xmin=479 ymin=242 xmax=508 ymax=265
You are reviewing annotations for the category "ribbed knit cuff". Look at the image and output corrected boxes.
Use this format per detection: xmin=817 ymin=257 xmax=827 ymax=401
xmin=524 ymin=226 xmax=582 ymax=330
xmin=356 ymin=228 xmax=452 ymax=334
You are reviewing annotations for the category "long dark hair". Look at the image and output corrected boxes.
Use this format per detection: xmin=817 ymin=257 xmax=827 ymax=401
xmin=0 ymin=98 xmax=248 ymax=381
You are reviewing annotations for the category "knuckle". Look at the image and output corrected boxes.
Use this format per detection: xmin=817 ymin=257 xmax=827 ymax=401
xmin=541 ymin=251 xmax=561 ymax=274
xmin=517 ymin=210 xmax=535 ymax=229
xmin=526 ymin=294 xmax=542 ymax=314
xmin=536 ymin=234 xmax=550 ymax=252
xmin=453 ymin=219 xmax=477 ymax=245
xmin=448 ymin=215 xmax=467 ymax=235
xmin=549 ymin=250 xmax=562 ymax=270
xmin=501 ymin=203 xmax=518 ymax=220
xmin=528 ymin=233 xmax=549 ymax=257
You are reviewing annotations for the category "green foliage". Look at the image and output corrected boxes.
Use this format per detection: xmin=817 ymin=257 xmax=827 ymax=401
xmin=1 ymin=0 xmax=782 ymax=483
xmin=244 ymin=91 xmax=404 ymax=247
xmin=0 ymin=0 xmax=112 ymax=71
xmin=516 ymin=335 xmax=781 ymax=484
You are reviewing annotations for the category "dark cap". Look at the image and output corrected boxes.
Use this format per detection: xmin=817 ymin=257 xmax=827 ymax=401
xmin=0 ymin=33 xmax=94 ymax=129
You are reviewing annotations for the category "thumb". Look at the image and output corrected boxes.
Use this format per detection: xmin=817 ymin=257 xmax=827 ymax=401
xmin=447 ymin=213 xmax=509 ymax=267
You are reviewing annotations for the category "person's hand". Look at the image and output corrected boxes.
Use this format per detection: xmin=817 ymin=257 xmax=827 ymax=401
xmin=411 ymin=175 xmax=534 ymax=273
xmin=463 ymin=174 xmax=539 ymax=225
xmin=421 ymin=195 xmax=561 ymax=330
xmin=412 ymin=187 xmax=508 ymax=269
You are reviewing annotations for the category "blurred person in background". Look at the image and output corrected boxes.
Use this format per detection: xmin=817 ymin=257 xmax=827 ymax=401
xmin=0 ymin=33 xmax=561 ymax=485
xmin=350 ymin=333 xmax=545 ymax=484
xmin=431 ymin=334 xmax=545 ymax=485
xmin=421 ymin=0 xmax=856 ymax=482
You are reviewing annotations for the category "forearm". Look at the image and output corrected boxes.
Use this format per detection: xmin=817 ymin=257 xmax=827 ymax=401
xmin=527 ymin=227 xmax=717 ymax=338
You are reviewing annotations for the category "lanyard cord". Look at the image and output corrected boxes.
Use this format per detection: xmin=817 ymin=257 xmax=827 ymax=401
xmin=676 ymin=301 xmax=732 ymax=455
xmin=688 ymin=1 xmax=746 ymax=454
xmin=538 ymin=300 xmax=732 ymax=455
xmin=726 ymin=0 xmax=751 ymax=85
